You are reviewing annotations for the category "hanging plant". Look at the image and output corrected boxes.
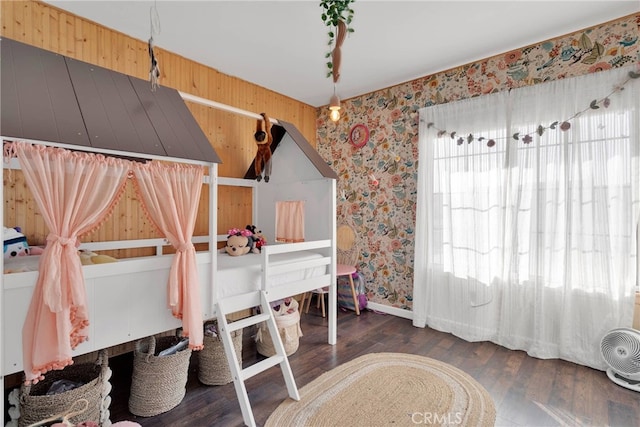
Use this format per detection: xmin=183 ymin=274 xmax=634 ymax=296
xmin=320 ymin=0 xmax=355 ymax=79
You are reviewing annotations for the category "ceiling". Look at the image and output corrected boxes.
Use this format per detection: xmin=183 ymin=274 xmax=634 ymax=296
xmin=45 ymin=1 xmax=640 ymax=108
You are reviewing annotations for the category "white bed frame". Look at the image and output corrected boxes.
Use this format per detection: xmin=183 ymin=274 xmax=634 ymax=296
xmin=1 ymin=236 xmax=334 ymax=376
xmin=1 ymin=129 xmax=337 ymax=422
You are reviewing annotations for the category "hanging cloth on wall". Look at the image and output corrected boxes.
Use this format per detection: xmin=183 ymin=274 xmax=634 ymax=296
xmin=148 ymin=37 xmax=160 ymax=91
xmin=148 ymin=2 xmax=161 ymax=90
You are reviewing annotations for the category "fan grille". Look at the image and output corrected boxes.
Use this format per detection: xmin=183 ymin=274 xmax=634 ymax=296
xmin=600 ymin=328 xmax=640 ymax=376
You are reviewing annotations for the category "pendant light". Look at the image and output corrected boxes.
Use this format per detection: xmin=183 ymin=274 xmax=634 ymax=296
xmin=327 ymin=16 xmax=347 ymax=122
xmin=329 ymin=85 xmax=341 ymax=122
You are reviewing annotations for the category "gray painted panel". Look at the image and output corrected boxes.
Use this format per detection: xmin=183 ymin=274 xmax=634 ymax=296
xmin=44 ymin=53 xmax=91 ymax=146
xmin=130 ymin=77 xmax=220 ymax=163
xmin=66 ymin=58 xmax=117 ymax=148
xmin=1 ymin=37 xmax=221 ymax=164
xmin=68 ymin=59 xmax=165 ymax=157
xmin=112 ymin=76 xmax=167 ymax=158
xmin=1 ymin=39 xmax=23 ymax=138
xmin=164 ymin=87 xmax=221 ymax=163
xmin=8 ymin=40 xmax=59 ymax=142
xmin=130 ymin=79 xmax=181 ymax=157
xmin=1 ymin=38 xmax=89 ymax=146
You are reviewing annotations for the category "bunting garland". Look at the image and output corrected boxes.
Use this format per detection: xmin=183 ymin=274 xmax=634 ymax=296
xmin=427 ymin=65 xmax=640 ymax=148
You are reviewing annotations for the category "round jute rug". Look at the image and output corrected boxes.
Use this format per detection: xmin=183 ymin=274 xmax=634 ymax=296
xmin=266 ymin=352 xmax=496 ymax=427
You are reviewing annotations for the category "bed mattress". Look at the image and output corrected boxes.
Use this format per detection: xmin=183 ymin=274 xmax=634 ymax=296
xmin=3 ymin=255 xmax=41 ymax=273
xmin=216 ymin=250 xmax=327 ymax=299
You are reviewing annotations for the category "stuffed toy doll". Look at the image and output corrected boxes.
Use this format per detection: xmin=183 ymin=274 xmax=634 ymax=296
xmin=224 ymin=232 xmax=251 ymax=256
xmin=3 ymin=226 xmax=29 ymax=259
xmin=246 ymin=225 xmax=266 ymax=252
xmin=253 ymin=112 xmax=273 ymax=182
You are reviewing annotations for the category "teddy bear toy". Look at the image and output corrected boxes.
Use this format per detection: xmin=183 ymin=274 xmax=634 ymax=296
xmin=224 ymin=232 xmax=251 ymax=256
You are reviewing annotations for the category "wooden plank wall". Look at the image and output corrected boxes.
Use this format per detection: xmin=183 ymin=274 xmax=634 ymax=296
xmin=1 ymin=0 xmax=318 ymax=247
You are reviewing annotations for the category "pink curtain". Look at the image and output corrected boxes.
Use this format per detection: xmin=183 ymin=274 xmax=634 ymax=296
xmin=6 ymin=142 xmax=130 ymax=384
xmin=132 ymin=162 xmax=205 ymax=350
xmin=275 ymin=201 xmax=305 ymax=243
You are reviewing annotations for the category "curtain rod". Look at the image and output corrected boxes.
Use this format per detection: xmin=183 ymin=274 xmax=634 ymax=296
xmin=179 ymin=91 xmax=279 ymax=124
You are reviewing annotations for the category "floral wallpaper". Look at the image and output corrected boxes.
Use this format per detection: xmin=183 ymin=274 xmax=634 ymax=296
xmin=316 ymin=14 xmax=640 ymax=311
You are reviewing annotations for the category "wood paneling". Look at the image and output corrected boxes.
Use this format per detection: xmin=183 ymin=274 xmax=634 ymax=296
xmin=1 ymin=0 xmax=317 ymax=247
xmin=217 ymin=186 xmax=253 ymax=236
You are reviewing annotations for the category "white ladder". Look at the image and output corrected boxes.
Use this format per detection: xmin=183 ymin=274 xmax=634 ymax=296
xmin=216 ymin=290 xmax=300 ymax=427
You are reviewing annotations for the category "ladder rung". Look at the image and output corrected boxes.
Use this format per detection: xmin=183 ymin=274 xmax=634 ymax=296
xmin=226 ymin=313 xmax=271 ymax=332
xmin=242 ymin=355 xmax=285 ymax=380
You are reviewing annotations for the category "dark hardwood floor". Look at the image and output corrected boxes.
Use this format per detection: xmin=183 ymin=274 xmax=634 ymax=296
xmin=71 ymin=304 xmax=640 ymax=426
xmin=105 ymin=304 xmax=640 ymax=427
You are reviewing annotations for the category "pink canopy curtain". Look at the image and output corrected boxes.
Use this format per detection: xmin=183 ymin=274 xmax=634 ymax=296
xmin=132 ymin=162 xmax=205 ymax=350
xmin=275 ymin=200 xmax=305 ymax=243
xmin=5 ymin=142 xmax=130 ymax=385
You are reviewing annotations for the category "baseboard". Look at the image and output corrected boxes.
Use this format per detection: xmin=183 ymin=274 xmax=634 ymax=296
xmin=366 ymin=302 xmax=413 ymax=320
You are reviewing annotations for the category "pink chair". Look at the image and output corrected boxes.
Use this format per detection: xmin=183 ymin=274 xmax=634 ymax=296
xmin=301 ymin=224 xmax=360 ymax=316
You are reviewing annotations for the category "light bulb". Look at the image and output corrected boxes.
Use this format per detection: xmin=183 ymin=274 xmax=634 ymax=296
xmin=328 ymin=93 xmax=341 ymax=122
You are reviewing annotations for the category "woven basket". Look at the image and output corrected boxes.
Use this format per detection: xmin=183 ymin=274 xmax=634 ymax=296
xmin=128 ymin=335 xmax=192 ymax=417
xmin=198 ymin=320 xmax=242 ymax=385
xmin=18 ymin=350 xmax=111 ymax=427
xmin=256 ymin=300 xmax=303 ymax=357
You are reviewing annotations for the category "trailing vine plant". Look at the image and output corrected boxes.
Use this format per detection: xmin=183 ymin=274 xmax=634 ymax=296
xmin=320 ymin=0 xmax=355 ymax=79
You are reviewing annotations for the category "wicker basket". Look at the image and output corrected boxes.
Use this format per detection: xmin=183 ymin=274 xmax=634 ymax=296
xmin=256 ymin=300 xmax=303 ymax=357
xmin=128 ymin=335 xmax=192 ymax=417
xmin=17 ymin=350 xmax=111 ymax=427
xmin=198 ymin=320 xmax=243 ymax=385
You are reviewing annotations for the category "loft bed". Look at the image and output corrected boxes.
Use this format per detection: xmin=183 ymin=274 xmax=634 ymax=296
xmin=1 ymin=37 xmax=337 ymax=413
xmin=2 ymin=130 xmax=337 ymax=380
xmin=1 ymin=217 xmax=334 ymax=378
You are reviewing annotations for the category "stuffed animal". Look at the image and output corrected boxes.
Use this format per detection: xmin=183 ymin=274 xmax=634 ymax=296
xmin=270 ymin=297 xmax=296 ymax=315
xmin=253 ymin=112 xmax=273 ymax=182
xmin=225 ymin=233 xmax=251 ymax=256
xmin=78 ymin=250 xmax=118 ymax=265
xmin=3 ymin=226 xmax=29 ymax=260
xmin=246 ymin=225 xmax=266 ymax=252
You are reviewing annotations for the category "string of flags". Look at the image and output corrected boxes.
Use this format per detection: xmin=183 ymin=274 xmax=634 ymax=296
xmin=427 ymin=66 xmax=640 ymax=148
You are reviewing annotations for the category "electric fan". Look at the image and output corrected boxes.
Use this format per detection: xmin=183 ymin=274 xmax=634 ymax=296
xmin=600 ymin=328 xmax=640 ymax=392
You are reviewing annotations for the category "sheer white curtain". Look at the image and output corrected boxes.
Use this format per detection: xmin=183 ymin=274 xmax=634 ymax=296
xmin=414 ymin=66 xmax=639 ymax=369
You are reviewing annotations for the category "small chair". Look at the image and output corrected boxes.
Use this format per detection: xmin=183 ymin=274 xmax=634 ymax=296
xmin=335 ymin=223 xmax=361 ymax=315
xmin=301 ymin=223 xmax=361 ymax=316
xmin=300 ymin=224 xmax=360 ymax=317
xmin=301 ymin=286 xmax=329 ymax=318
